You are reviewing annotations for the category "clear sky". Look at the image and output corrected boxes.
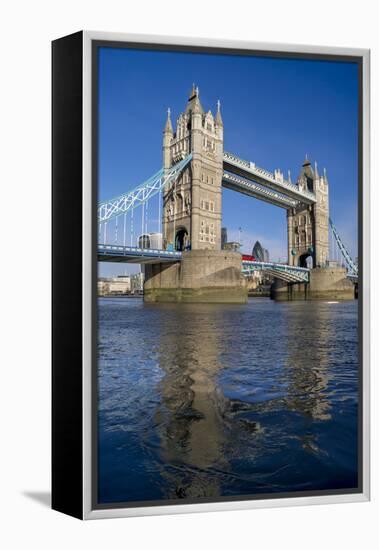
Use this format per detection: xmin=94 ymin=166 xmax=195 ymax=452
xmin=98 ymin=46 xmax=359 ymax=277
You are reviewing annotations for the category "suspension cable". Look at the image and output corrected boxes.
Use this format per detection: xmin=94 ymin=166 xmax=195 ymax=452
xmin=141 ymin=198 xmax=144 ymax=246
xmin=158 ymin=189 xmax=161 ymax=235
xmin=131 ymin=208 xmax=134 ymax=247
xmin=145 ymin=196 xmax=148 ymax=236
xmin=123 ymin=213 xmax=127 ymax=246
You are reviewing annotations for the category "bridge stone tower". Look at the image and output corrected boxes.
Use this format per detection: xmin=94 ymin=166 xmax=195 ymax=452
xmin=287 ymin=157 xmax=329 ymax=268
xmin=162 ymin=85 xmax=223 ymax=251
xmin=144 ymin=86 xmax=246 ymax=303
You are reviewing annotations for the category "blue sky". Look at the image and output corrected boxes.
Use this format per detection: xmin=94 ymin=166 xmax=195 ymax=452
xmin=98 ymin=46 xmax=359 ymax=276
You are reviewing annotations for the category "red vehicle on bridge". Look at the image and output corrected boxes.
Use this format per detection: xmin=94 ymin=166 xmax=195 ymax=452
xmin=242 ymin=254 xmax=256 ymax=262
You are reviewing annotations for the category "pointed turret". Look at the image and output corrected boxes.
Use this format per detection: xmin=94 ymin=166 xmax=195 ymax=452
xmin=299 ymin=155 xmax=314 ymax=183
xmin=189 ymin=83 xmax=196 ymax=98
xmin=314 ymin=161 xmax=319 ymax=179
xmin=296 ymin=155 xmax=314 ymax=192
xmin=186 ymin=83 xmax=204 ymax=115
xmin=164 ymin=107 xmax=173 ymax=134
xmin=301 ymin=155 xmax=314 ymax=179
xmin=163 ymin=107 xmax=173 ymax=169
xmin=215 ymin=99 xmax=223 ymax=127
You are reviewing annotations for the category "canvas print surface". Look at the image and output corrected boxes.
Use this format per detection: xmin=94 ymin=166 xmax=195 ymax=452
xmin=96 ymin=45 xmax=360 ymax=506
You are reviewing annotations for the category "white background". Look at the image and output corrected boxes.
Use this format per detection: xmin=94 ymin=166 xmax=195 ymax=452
xmin=1 ymin=1 xmax=377 ymax=548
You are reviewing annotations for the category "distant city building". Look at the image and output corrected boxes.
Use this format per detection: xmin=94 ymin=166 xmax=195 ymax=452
xmin=223 ymin=241 xmax=240 ymax=252
xmin=252 ymin=241 xmax=270 ymax=262
xmin=138 ymin=232 xmax=163 ymax=249
xmin=98 ymin=274 xmax=143 ymax=296
xmin=108 ymin=275 xmax=131 ymax=294
xmin=221 ymin=227 xmax=228 ymax=249
xmin=131 ymin=272 xmax=144 ymax=293
xmin=97 ymin=279 xmax=109 ymax=296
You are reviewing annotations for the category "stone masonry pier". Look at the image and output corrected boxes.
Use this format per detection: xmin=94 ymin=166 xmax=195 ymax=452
xmin=144 ymin=250 xmax=248 ymax=304
xmin=271 ymin=266 xmax=355 ymax=301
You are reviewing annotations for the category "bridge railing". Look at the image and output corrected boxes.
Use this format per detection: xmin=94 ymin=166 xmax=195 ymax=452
xmin=242 ymin=260 xmax=310 ymax=283
xmin=98 ymin=243 xmax=182 ymax=258
xmin=242 ymin=259 xmax=309 ymax=271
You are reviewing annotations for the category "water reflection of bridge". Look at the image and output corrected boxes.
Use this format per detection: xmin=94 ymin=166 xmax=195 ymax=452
xmin=155 ymin=304 xmax=226 ymax=498
xmin=150 ymin=300 xmax=356 ymax=499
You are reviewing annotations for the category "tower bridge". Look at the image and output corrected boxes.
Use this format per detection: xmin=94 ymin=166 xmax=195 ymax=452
xmin=98 ymin=85 xmax=357 ymax=303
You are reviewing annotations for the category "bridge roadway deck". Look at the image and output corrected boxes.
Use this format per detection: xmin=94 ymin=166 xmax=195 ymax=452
xmin=98 ymin=245 xmax=310 ymax=283
xmin=98 ymin=244 xmax=182 ymax=264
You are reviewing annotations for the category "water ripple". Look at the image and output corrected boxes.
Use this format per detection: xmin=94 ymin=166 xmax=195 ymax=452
xmin=98 ymin=298 xmax=359 ymax=504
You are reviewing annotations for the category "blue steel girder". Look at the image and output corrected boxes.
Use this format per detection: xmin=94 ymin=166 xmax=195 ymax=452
xmin=222 ymin=172 xmax=298 ymax=209
xmin=98 ymin=154 xmax=192 ymax=223
xmin=242 ymin=260 xmax=310 ymax=283
xmin=347 ymin=272 xmax=358 ymax=282
xmin=223 ymin=151 xmax=316 ymax=205
xmin=329 ymin=217 xmax=358 ymax=276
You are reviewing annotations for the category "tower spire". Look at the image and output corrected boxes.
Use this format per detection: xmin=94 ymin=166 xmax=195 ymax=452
xmin=164 ymin=107 xmax=173 ymax=134
xmin=215 ymin=99 xmax=223 ymax=126
xmin=314 ymin=161 xmax=319 ymax=178
xmin=186 ymin=83 xmax=203 ymax=115
xmin=189 ymin=83 xmax=197 ymax=99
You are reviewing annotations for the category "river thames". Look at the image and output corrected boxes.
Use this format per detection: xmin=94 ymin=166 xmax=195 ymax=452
xmin=97 ymin=297 xmax=359 ymax=504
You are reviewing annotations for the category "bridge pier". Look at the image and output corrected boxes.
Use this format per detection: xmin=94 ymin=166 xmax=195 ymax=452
xmin=271 ymin=267 xmax=355 ymax=301
xmin=144 ymin=250 xmax=248 ymax=303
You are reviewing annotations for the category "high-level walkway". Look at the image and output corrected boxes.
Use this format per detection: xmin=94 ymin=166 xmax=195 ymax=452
xmin=223 ymin=152 xmax=316 ymax=208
